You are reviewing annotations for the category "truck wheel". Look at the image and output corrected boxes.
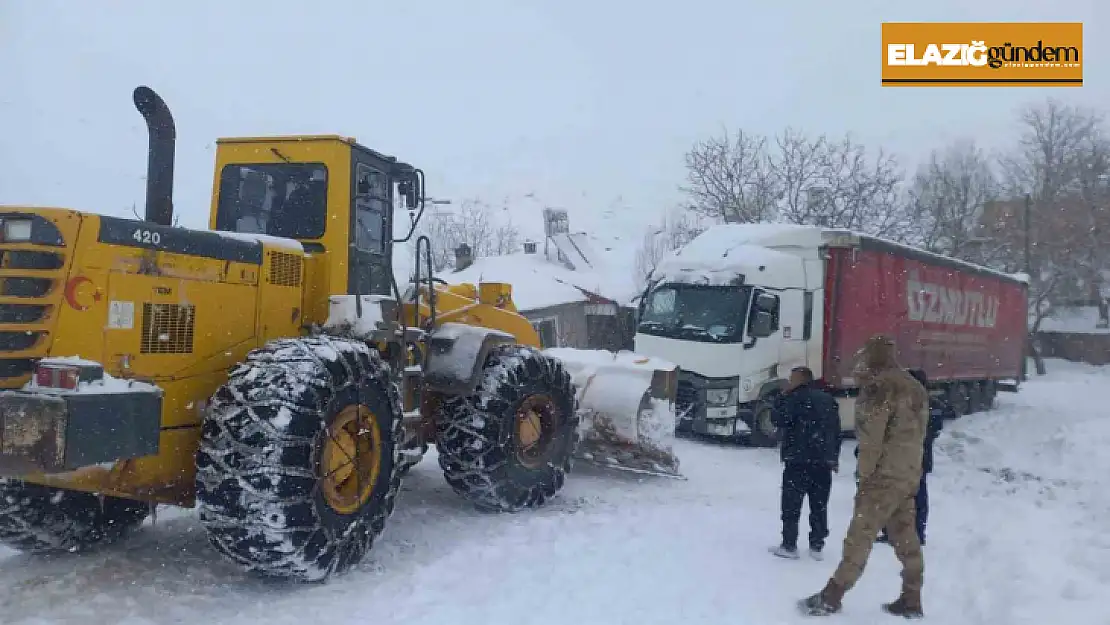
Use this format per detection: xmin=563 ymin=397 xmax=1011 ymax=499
xmin=434 ymin=344 xmax=578 ymax=512
xmin=981 ymin=381 xmax=997 ymax=410
xmin=196 ymin=336 xmax=405 ymax=582
xmin=967 ymin=382 xmax=985 ymax=414
xmin=947 ymin=383 xmax=970 ymax=418
xmin=0 ymin=479 xmax=149 ymax=553
xmin=748 ymin=396 xmax=781 ymax=448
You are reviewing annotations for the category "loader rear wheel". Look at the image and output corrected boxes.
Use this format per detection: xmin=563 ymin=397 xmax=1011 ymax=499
xmin=0 ymin=479 xmax=149 ymax=553
xmin=195 ymin=336 xmax=404 ymax=582
xmin=435 ymin=344 xmax=578 ymax=512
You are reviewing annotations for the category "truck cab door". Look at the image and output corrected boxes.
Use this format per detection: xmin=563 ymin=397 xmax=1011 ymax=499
xmin=745 ymin=290 xmax=783 ymax=386
xmin=776 ymin=288 xmax=807 ymax=372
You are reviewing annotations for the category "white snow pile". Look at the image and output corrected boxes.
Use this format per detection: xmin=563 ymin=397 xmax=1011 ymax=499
xmin=322 ymin=295 xmax=392 ymax=338
xmin=215 ymin=230 xmax=304 ymax=253
xmin=1 ymin=358 xmax=1109 ymax=625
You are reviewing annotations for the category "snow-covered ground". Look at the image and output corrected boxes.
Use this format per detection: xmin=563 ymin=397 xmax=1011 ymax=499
xmin=2 ymin=359 xmax=1108 ymax=625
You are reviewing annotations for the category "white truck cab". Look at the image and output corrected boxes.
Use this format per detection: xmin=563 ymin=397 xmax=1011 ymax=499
xmin=633 ymin=224 xmax=827 ymax=447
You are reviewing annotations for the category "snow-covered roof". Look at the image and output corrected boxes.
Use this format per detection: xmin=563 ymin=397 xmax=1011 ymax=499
xmin=654 ymin=242 xmax=805 ymax=289
xmin=1039 ymin=306 xmax=1110 ymax=335
xmin=652 ymin=224 xmax=812 ymax=289
xmin=654 ymin=222 xmax=1028 ymax=286
xmin=668 ymin=223 xmax=829 ymax=253
xmin=547 ymin=232 xmax=597 ymax=270
xmin=442 ymin=251 xmax=635 ymax=312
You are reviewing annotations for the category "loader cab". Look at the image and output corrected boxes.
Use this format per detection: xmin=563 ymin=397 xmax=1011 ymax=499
xmin=209 ymin=135 xmax=423 ymax=301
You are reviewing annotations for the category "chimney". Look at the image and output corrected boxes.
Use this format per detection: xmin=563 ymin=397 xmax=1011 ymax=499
xmin=454 ymin=243 xmax=473 ymax=271
xmin=523 ymin=240 xmax=537 ymax=254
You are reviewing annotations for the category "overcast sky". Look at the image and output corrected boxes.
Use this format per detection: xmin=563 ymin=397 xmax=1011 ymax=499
xmin=2 ymin=1 xmax=1105 ymax=236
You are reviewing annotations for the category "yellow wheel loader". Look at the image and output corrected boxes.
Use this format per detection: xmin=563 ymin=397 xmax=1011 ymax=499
xmin=0 ymin=86 xmax=680 ymax=582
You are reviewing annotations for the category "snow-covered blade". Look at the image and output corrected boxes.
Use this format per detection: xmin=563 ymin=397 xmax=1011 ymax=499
xmin=544 ymin=348 xmax=682 ymax=479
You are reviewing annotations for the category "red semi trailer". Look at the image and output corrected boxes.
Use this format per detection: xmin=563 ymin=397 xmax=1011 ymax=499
xmin=820 ymin=231 xmax=1029 ymax=417
xmin=635 ymin=224 xmax=1029 ymax=444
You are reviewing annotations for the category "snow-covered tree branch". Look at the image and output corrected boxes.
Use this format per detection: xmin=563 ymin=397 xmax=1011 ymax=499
xmin=680 ymin=128 xmax=778 ymax=224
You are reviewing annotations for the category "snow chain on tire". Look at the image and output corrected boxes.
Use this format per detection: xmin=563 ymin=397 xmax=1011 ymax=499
xmin=196 ymin=335 xmax=405 ymax=582
xmin=0 ymin=479 xmax=149 ymax=553
xmin=435 ymin=344 xmax=579 ymax=512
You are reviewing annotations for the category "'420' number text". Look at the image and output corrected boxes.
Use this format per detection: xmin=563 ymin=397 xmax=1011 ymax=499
xmin=132 ymin=228 xmax=162 ymax=246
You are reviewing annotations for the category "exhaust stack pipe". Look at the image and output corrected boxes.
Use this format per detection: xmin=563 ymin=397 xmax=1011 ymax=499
xmin=132 ymin=86 xmax=176 ymax=227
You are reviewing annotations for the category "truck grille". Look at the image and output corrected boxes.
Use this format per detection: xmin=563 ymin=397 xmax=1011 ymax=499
xmin=0 ymin=246 xmax=67 ymax=387
xmin=676 ymin=379 xmax=700 ymax=420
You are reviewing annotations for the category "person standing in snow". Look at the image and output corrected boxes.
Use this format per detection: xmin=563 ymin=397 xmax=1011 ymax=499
xmin=875 ymin=368 xmax=948 ymax=546
xmin=798 ymin=335 xmax=929 ymax=618
xmin=769 ymin=366 xmax=841 ymax=561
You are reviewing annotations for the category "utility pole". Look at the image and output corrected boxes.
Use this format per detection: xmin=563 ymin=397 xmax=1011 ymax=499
xmin=1023 ymin=193 xmax=1032 ymax=275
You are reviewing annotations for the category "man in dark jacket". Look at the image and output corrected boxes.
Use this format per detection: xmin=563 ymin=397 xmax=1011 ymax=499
xmin=769 ymin=366 xmax=842 ymax=561
xmin=876 ymin=368 xmax=948 ymax=546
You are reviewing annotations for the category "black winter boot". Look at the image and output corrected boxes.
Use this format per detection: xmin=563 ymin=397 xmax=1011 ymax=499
xmin=797 ymin=579 xmax=845 ymax=616
xmin=881 ymin=589 xmax=924 ymax=619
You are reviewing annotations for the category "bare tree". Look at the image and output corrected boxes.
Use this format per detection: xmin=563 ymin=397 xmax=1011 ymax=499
xmin=990 ymin=99 xmax=1109 ymax=374
xmin=680 ymin=128 xmax=779 ymax=223
xmin=1000 ymin=99 xmax=1102 ymax=202
xmin=633 ymin=208 xmax=707 ymax=290
xmin=905 ymin=139 xmax=999 ymax=262
xmin=416 ymin=198 xmax=521 ymax=272
xmin=773 ymin=132 xmax=909 ymax=240
xmin=767 ymin=127 xmax=826 ymax=224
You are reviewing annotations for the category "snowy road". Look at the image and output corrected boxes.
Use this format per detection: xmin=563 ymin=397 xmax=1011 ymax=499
xmin=2 ymin=359 xmax=1108 ymax=625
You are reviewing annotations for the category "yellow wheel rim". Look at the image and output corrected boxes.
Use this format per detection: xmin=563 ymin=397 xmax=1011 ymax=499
xmin=320 ymin=405 xmax=383 ymax=515
xmin=515 ymin=393 xmax=559 ymax=469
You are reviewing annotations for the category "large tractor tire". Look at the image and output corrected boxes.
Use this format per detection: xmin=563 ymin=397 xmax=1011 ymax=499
xmin=196 ymin=336 xmax=405 ymax=582
xmin=435 ymin=344 xmax=578 ymax=512
xmin=0 ymin=479 xmax=149 ymax=553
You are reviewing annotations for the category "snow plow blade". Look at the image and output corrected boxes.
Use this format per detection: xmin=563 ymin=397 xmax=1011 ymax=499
xmin=543 ymin=348 xmax=683 ymax=479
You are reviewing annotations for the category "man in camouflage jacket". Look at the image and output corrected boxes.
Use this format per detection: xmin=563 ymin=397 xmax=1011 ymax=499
xmin=798 ymin=335 xmax=929 ymax=619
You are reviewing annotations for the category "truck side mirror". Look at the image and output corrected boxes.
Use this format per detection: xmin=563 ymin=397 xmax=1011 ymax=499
xmin=756 ymin=293 xmax=778 ymax=310
xmin=750 ymin=311 xmax=775 ymax=338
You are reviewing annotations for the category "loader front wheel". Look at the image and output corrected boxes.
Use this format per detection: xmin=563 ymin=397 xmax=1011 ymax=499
xmin=195 ymin=336 xmax=404 ymax=582
xmin=435 ymin=344 xmax=578 ymax=512
xmin=0 ymin=479 xmax=149 ymax=553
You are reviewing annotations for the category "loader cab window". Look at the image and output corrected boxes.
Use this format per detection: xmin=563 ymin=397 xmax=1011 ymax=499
xmin=353 ymin=163 xmax=390 ymax=255
xmin=215 ymin=163 xmax=328 ymax=239
xmin=637 ymin=283 xmax=752 ymax=344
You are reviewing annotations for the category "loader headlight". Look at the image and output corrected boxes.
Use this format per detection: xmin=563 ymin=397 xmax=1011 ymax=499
xmin=2 ymin=219 xmax=33 ymax=243
xmin=705 ymin=388 xmax=736 ymax=406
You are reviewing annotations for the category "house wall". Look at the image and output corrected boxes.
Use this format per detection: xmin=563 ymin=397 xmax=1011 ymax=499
xmin=1036 ymin=331 xmax=1110 ymax=366
xmin=521 ymin=303 xmax=590 ymax=349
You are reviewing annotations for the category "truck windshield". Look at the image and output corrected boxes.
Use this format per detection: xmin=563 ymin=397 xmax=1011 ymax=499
xmin=214 ymin=163 xmax=327 ymax=239
xmin=637 ymin=284 xmax=752 ymax=343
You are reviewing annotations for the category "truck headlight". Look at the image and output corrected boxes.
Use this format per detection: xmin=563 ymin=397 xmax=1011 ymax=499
xmin=706 ymin=388 xmax=736 ymax=406
xmin=2 ymin=219 xmax=33 ymax=243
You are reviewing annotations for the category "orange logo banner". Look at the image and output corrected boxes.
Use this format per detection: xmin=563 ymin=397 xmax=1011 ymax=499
xmin=881 ymin=22 xmax=1083 ymax=87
